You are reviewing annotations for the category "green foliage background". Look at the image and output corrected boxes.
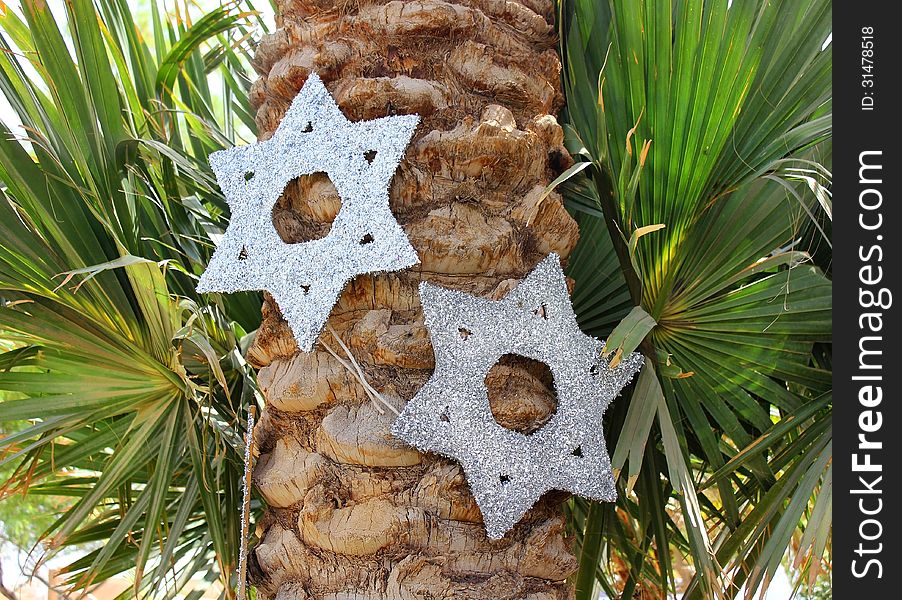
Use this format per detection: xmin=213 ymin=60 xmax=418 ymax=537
xmin=0 ymin=1 xmax=268 ymax=597
xmin=559 ymin=0 xmax=832 ymax=597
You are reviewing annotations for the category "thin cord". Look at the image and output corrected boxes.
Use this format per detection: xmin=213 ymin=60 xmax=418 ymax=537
xmin=322 ymin=325 xmax=399 ymax=416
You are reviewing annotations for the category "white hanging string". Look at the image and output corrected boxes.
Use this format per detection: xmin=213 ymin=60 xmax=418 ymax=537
xmin=321 ymin=324 xmax=399 ymax=416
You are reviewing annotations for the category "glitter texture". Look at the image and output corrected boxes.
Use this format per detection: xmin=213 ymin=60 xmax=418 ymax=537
xmin=391 ymin=254 xmax=644 ymax=539
xmin=196 ymin=73 xmax=420 ymax=351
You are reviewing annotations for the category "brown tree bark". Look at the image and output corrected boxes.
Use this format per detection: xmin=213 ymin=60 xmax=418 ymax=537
xmin=246 ymin=1 xmax=582 ymax=598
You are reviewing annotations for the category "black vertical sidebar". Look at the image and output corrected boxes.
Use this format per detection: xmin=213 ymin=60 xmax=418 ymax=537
xmin=834 ymin=2 xmax=901 ymax=595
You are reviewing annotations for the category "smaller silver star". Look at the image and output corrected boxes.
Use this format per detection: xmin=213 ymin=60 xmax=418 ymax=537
xmin=392 ymin=254 xmax=643 ymax=539
xmin=197 ymin=73 xmax=420 ymax=351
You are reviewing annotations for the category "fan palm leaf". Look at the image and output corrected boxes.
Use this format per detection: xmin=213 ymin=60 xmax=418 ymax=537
xmin=0 ymin=1 xmax=267 ymax=597
xmin=559 ymin=0 xmax=832 ymax=597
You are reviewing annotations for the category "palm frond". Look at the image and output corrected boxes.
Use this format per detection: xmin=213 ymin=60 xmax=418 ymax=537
xmin=0 ymin=1 xmax=268 ymax=597
xmin=560 ymin=0 xmax=832 ymax=597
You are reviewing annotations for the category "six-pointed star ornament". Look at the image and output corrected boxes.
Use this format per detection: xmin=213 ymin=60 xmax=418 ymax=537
xmin=197 ymin=73 xmax=420 ymax=351
xmin=391 ymin=253 xmax=644 ymax=539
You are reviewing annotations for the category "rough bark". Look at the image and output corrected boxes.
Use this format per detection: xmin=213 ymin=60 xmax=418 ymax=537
xmin=247 ymin=1 xmax=581 ymax=598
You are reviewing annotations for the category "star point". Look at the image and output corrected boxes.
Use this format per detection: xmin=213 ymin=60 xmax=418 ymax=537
xmin=392 ymin=253 xmax=644 ymax=539
xmin=197 ymin=73 xmax=421 ymax=351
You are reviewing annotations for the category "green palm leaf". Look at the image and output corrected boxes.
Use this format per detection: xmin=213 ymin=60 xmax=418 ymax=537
xmin=0 ymin=1 xmax=267 ymax=597
xmin=560 ymin=0 xmax=832 ymax=597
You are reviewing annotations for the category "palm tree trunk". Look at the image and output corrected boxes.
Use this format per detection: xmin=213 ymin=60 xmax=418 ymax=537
xmin=246 ymin=1 xmax=581 ymax=598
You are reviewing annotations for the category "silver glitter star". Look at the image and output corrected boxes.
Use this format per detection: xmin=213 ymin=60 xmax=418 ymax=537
xmin=197 ymin=73 xmax=420 ymax=351
xmin=391 ymin=254 xmax=643 ymax=539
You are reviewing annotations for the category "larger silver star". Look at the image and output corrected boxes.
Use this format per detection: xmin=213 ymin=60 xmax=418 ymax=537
xmin=392 ymin=254 xmax=643 ymax=539
xmin=197 ymin=73 xmax=420 ymax=351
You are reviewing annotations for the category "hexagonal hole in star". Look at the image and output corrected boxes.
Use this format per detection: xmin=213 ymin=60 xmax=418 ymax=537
xmin=485 ymin=354 xmax=558 ymax=435
xmin=271 ymin=172 xmax=342 ymax=244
